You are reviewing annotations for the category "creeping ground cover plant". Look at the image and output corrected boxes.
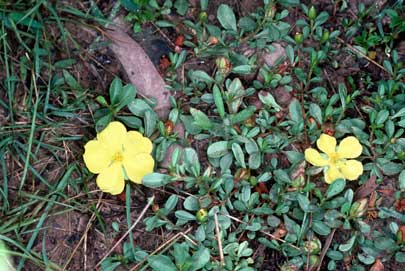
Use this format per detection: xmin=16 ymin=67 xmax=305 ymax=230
xmin=305 ymin=134 xmax=363 ymax=184
xmin=83 ymin=121 xmax=154 ymax=194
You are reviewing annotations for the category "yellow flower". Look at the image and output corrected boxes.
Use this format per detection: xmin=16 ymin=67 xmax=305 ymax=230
xmin=304 ymin=134 xmax=363 ymax=184
xmin=83 ymin=121 xmax=154 ymax=195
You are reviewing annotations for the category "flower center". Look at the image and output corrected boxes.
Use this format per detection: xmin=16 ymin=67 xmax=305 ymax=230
xmin=112 ymin=152 xmax=124 ymax=162
xmin=328 ymin=152 xmax=340 ymax=164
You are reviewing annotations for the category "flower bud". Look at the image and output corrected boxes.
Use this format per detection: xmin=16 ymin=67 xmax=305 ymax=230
xmin=164 ymin=120 xmax=174 ymax=135
xmin=308 ymin=6 xmax=317 ymax=21
xmin=198 ymin=11 xmax=208 ymax=23
xmin=96 ymin=95 xmax=108 ymax=106
xmin=249 ymin=176 xmax=258 ymax=186
xmin=235 ymin=168 xmax=250 ymax=182
xmin=216 ymin=57 xmax=231 ymax=75
xmin=196 ymin=208 xmax=208 ymax=223
xmin=304 ymin=238 xmax=322 ymax=254
xmin=292 ymin=175 xmax=305 ymax=188
xmin=397 ymin=225 xmax=405 ymax=244
xmin=244 ymin=115 xmax=256 ymax=127
xmin=152 ymin=203 xmax=160 ymax=213
xmin=265 ymin=5 xmax=276 ymax=19
xmin=320 ymin=30 xmax=330 ymax=43
xmin=294 ymin=32 xmax=303 ymax=44
xmin=279 ymin=263 xmax=299 ymax=271
xmin=208 ymin=36 xmax=219 ymax=45
xmin=349 ymin=198 xmax=368 ymax=218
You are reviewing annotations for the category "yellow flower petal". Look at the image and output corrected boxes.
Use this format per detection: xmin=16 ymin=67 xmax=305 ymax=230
xmin=316 ymin=134 xmax=337 ymax=156
xmin=305 ymin=148 xmax=329 ymax=167
xmin=324 ymin=165 xmax=344 ymax=184
xmin=339 ymin=159 xmax=363 ymax=180
xmin=97 ymin=121 xmax=127 ymax=153
xmin=124 ymin=131 xmax=153 ymax=155
xmin=83 ymin=140 xmax=112 ymax=173
xmin=337 ymin=136 xmax=362 ymax=159
xmin=123 ymin=153 xmax=154 ymax=184
xmin=96 ymin=163 xmax=125 ymax=195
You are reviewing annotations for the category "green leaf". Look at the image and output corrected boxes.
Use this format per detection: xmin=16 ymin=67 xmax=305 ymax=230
xmin=116 ymin=115 xmax=142 ymax=129
xmin=232 ymin=143 xmax=246 ymax=168
xmin=383 ymin=60 xmax=393 ymax=75
xmin=174 ymin=0 xmax=189 ymax=16
xmin=148 ymin=255 xmax=177 ymax=271
xmin=190 ymin=108 xmax=213 ymax=130
xmin=115 ymin=84 xmax=136 ymax=111
xmin=120 ymin=0 xmax=139 ymax=12
xmin=190 ymin=247 xmax=210 ymax=271
xmin=191 ymin=70 xmax=213 ymax=83
xmin=183 ymin=196 xmax=200 ymax=211
xmin=232 ymin=65 xmax=252 ymax=74
xmin=258 ymin=91 xmax=281 ymax=111
xmin=96 ymin=113 xmax=113 ymax=132
xmin=128 ymin=99 xmax=153 ymax=117
xmin=142 ymin=173 xmax=172 ymax=188
xmin=395 ymin=252 xmax=405 ymax=263
xmin=289 ymin=99 xmax=303 ymax=123
xmin=399 ymin=170 xmax=405 ymax=190
xmin=100 ymin=259 xmax=121 ymax=271
xmin=207 ymin=141 xmax=229 ymax=158
xmin=217 ymin=4 xmax=237 ymax=31
xmin=164 ymin=195 xmax=178 ymax=212
xmin=248 ymin=152 xmax=261 ymax=169
xmin=392 ymin=108 xmax=405 ymax=119
xmin=312 ymin=220 xmax=331 ymax=235
xmin=309 ymin=103 xmax=323 ymax=124
xmin=326 ymin=179 xmax=346 ymax=199
xmin=375 ymin=109 xmax=389 ymax=125
xmin=297 ymin=194 xmax=310 ymax=212
xmin=175 ymin=210 xmax=196 ymax=221
xmin=238 ymin=17 xmax=256 ymax=31
xmin=63 ymin=70 xmax=81 ymax=90
xmin=339 ymin=235 xmax=356 ymax=252
xmin=144 ymin=110 xmax=158 ymax=137
xmin=213 ymin=85 xmax=225 ymax=118
xmin=109 ymin=77 xmax=123 ymax=106
xmin=231 ymin=106 xmax=256 ymax=124
xmin=155 ymin=20 xmax=176 ymax=28
xmin=380 ymin=161 xmax=403 ymax=176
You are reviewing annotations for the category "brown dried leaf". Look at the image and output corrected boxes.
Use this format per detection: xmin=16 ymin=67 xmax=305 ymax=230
xmin=355 ymin=175 xmax=377 ymax=200
xmin=107 ymin=17 xmax=171 ymax=119
xmin=370 ymin=259 xmax=384 ymax=271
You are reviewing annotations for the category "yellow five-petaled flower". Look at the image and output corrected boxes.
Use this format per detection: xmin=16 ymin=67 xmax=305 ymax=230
xmin=305 ymin=133 xmax=363 ymax=184
xmin=83 ymin=121 xmax=154 ymax=195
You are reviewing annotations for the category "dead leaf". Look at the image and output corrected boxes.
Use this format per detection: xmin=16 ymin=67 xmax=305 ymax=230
xmin=107 ymin=17 xmax=171 ymax=119
xmin=175 ymin=34 xmax=185 ymax=47
xmin=395 ymin=199 xmax=405 ymax=212
xmin=355 ymin=175 xmax=377 ymax=200
xmin=159 ymin=55 xmax=171 ymax=71
xmin=255 ymin=182 xmax=269 ymax=195
xmin=370 ymin=259 xmax=384 ymax=271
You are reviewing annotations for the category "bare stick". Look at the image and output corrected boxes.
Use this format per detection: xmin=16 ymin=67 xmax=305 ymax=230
xmin=95 ymin=196 xmax=155 ymax=267
xmin=337 ymin=37 xmax=389 ymax=74
xmin=63 ymin=193 xmax=103 ymax=270
xmin=214 ymin=212 xmax=225 ymax=269
xmin=315 ymin=229 xmax=336 ymax=271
